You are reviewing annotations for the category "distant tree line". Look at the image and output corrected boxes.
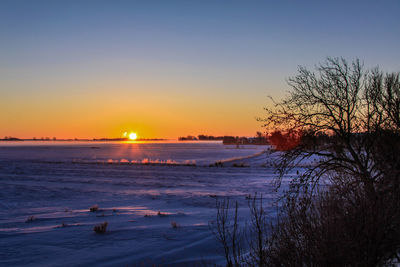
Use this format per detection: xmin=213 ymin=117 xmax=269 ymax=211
xmin=179 ymin=133 xmax=269 ymax=145
xmin=178 ymin=135 xmax=199 ymax=141
xmin=1 ymin=136 xmax=22 ymax=141
xmin=222 ymin=134 xmax=268 ymax=145
xmin=198 ymin=134 xmax=224 ymax=140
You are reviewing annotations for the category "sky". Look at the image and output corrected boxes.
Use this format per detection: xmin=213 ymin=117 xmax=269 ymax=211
xmin=1 ymin=0 xmax=400 ymax=139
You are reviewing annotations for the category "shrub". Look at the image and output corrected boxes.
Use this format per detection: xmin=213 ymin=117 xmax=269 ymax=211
xmin=25 ymin=216 xmax=36 ymax=223
xmin=89 ymin=205 xmax=99 ymax=212
xmin=170 ymin=221 xmax=180 ymax=229
xmin=209 ymin=198 xmax=244 ymax=267
xmin=264 ymin=173 xmax=400 ymax=266
xmin=210 ymin=161 xmax=224 ymax=167
xmin=93 ymin=222 xmax=108 ymax=234
xmin=232 ymin=162 xmax=249 ymax=168
xmin=157 ymin=211 xmax=167 ymax=217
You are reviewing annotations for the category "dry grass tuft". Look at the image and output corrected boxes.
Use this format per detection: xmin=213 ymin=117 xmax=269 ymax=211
xmin=170 ymin=221 xmax=180 ymax=229
xmin=233 ymin=162 xmax=249 ymax=168
xmin=89 ymin=205 xmax=99 ymax=212
xmin=157 ymin=211 xmax=168 ymax=217
xmin=25 ymin=216 xmax=36 ymax=223
xmin=93 ymin=222 xmax=108 ymax=234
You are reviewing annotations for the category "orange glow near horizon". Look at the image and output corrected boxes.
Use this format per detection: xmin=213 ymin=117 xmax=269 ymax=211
xmin=0 ymin=82 xmax=271 ymax=140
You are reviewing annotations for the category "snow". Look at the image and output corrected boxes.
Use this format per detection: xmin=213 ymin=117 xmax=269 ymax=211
xmin=0 ymin=141 xmax=296 ymax=266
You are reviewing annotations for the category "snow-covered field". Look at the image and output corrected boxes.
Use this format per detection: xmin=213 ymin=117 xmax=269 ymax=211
xmin=0 ymin=141 xmax=291 ymax=266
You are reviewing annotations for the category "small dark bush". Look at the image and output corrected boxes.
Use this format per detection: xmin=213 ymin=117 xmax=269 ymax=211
xmin=89 ymin=205 xmax=99 ymax=212
xmin=232 ymin=162 xmax=248 ymax=167
xmin=170 ymin=221 xmax=180 ymax=229
xmin=25 ymin=216 xmax=36 ymax=223
xmin=157 ymin=211 xmax=167 ymax=217
xmin=210 ymin=161 xmax=224 ymax=167
xmin=93 ymin=222 xmax=108 ymax=234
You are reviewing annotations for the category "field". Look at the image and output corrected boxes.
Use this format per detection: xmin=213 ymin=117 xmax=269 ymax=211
xmin=0 ymin=142 xmax=293 ymax=266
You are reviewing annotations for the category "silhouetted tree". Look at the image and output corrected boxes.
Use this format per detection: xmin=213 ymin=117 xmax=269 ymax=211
xmin=259 ymin=57 xmax=400 ymax=265
xmin=213 ymin=58 xmax=400 ymax=266
xmin=261 ymin=57 xmax=400 ymax=193
xmin=209 ymin=198 xmax=244 ymax=267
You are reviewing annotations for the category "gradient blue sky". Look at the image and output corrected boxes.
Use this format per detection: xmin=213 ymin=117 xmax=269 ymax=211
xmin=1 ymin=0 xmax=400 ymax=138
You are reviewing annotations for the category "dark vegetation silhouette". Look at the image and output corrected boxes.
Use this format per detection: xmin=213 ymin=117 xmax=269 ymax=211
xmin=210 ymin=199 xmax=243 ymax=266
xmin=211 ymin=58 xmax=400 ymax=266
xmin=267 ymin=130 xmax=302 ymax=151
xmin=93 ymin=221 xmax=108 ymax=234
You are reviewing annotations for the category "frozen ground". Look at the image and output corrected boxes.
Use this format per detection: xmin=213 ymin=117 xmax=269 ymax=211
xmin=0 ymin=141 xmax=296 ymax=266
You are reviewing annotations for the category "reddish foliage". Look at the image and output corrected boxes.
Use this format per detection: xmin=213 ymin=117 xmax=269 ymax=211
xmin=268 ymin=130 xmax=302 ymax=151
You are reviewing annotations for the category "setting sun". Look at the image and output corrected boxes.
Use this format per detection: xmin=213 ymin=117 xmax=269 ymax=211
xmin=129 ymin=132 xmax=137 ymax=140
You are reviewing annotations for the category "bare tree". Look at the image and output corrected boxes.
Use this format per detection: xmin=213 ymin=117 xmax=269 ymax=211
xmin=261 ymin=57 xmax=400 ymax=194
xmin=258 ymin=57 xmax=400 ymax=265
xmin=211 ymin=58 xmax=400 ymax=266
xmin=246 ymin=194 xmax=268 ymax=267
xmin=209 ymin=198 xmax=244 ymax=267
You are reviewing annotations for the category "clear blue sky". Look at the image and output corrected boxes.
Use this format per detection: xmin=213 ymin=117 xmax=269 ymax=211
xmin=1 ymin=0 xmax=400 ymax=138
